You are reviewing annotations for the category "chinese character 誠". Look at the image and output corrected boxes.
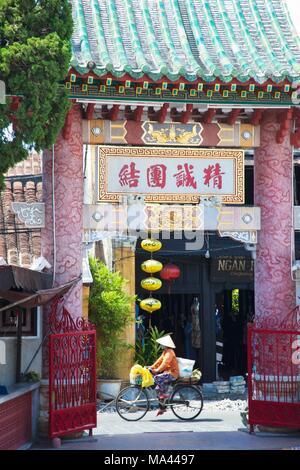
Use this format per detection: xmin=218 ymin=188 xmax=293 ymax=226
xmin=173 ymin=164 xmax=197 ymax=189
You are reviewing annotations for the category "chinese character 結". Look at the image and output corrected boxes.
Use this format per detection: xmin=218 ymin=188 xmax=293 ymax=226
xmin=203 ymin=163 xmax=224 ymax=190
xmin=147 ymin=164 xmax=167 ymax=188
xmin=119 ymin=162 xmax=140 ymax=187
xmin=173 ymin=164 xmax=197 ymax=189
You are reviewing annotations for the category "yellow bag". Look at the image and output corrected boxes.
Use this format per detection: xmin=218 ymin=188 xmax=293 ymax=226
xmin=130 ymin=364 xmax=144 ymax=385
xmin=142 ymin=368 xmax=154 ymax=388
xmin=129 ymin=364 xmax=154 ymax=388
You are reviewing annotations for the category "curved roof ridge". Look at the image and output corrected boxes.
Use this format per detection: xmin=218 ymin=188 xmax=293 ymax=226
xmin=70 ymin=0 xmax=300 ymax=83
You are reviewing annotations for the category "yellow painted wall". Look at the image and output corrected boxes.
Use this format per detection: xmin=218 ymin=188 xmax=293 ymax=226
xmin=114 ymin=245 xmax=136 ymax=382
xmin=82 ymin=285 xmax=90 ymax=320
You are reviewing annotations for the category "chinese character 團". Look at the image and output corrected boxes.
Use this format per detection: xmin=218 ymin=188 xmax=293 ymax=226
xmin=119 ymin=162 xmax=140 ymax=188
xmin=173 ymin=163 xmax=197 ymax=189
xmin=203 ymin=163 xmax=225 ymax=190
xmin=147 ymin=164 xmax=167 ymax=188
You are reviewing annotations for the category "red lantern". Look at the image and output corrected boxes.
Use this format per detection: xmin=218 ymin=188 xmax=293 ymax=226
xmin=160 ymin=263 xmax=180 ymax=293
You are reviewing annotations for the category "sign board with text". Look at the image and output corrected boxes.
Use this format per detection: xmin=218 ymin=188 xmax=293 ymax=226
xmin=98 ymin=146 xmax=244 ymax=204
xmin=210 ymin=256 xmax=254 ymax=282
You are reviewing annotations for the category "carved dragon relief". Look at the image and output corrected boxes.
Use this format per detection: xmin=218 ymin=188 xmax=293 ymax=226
xmin=142 ymin=122 xmax=203 ymax=145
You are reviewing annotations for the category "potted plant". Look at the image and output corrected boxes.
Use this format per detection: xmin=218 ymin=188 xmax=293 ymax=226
xmin=134 ymin=325 xmax=166 ymax=366
xmin=89 ymin=258 xmax=134 ymax=400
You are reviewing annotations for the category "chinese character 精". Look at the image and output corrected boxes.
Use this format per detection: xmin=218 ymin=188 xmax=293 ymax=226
xmin=203 ymin=163 xmax=225 ymax=190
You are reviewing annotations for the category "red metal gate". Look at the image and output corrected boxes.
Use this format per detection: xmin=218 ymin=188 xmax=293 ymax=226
xmin=248 ymin=307 xmax=300 ymax=431
xmin=49 ymin=303 xmax=97 ymax=438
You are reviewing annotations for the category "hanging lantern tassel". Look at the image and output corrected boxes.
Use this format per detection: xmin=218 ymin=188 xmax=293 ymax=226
xmin=160 ymin=263 xmax=181 ymax=294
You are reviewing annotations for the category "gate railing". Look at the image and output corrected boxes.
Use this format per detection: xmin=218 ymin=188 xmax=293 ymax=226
xmin=248 ymin=307 xmax=300 ymax=432
xmin=49 ymin=300 xmax=97 ymax=438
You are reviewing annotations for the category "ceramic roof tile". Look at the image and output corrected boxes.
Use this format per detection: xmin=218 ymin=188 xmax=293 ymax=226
xmin=70 ymin=0 xmax=300 ymax=83
xmin=0 ymin=174 xmax=42 ymax=268
xmin=5 ymin=151 xmax=42 ymax=177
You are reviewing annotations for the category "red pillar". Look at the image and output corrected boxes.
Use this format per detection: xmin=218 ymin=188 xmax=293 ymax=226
xmin=41 ymin=104 xmax=83 ymax=317
xmin=254 ymin=110 xmax=295 ymax=327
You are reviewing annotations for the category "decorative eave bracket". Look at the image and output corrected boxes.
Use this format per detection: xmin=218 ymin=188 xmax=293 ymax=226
xmin=11 ymin=202 xmax=45 ymax=228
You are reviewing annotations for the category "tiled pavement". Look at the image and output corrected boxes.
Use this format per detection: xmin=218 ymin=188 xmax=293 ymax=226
xmin=33 ymin=408 xmax=300 ymax=450
xmin=94 ymin=408 xmax=238 ymax=435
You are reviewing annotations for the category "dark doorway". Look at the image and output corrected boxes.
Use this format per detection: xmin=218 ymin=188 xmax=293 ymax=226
xmin=148 ymin=293 xmax=203 ymax=371
xmin=215 ymin=288 xmax=254 ymax=379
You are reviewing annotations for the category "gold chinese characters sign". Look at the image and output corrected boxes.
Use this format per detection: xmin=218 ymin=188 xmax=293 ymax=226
xmin=98 ymin=146 xmax=244 ymax=204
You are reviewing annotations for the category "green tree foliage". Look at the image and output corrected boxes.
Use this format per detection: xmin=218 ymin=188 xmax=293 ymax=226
xmin=89 ymin=258 xmax=134 ymax=379
xmin=0 ymin=0 xmax=73 ymax=188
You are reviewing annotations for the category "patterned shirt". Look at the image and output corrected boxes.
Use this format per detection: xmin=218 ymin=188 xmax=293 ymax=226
xmin=151 ymin=348 xmax=179 ymax=379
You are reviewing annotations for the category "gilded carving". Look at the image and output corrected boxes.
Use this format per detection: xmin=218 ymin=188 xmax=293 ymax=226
xmin=142 ymin=122 xmax=203 ymax=146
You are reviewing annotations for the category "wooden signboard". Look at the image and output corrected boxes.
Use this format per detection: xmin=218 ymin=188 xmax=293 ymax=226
xmin=98 ymin=146 xmax=244 ymax=204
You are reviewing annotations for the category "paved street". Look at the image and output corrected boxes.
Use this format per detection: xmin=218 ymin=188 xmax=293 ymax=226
xmin=95 ymin=407 xmax=241 ymax=435
xmin=33 ymin=407 xmax=300 ymax=450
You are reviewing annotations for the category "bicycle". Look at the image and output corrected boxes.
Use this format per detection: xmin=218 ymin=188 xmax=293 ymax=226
xmin=115 ymin=379 xmax=204 ymax=421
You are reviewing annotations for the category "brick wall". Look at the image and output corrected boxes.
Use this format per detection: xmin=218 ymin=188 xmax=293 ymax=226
xmin=0 ymin=393 xmax=32 ymax=450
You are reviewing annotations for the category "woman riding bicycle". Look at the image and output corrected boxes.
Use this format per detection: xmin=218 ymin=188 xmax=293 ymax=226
xmin=148 ymin=334 xmax=179 ymax=416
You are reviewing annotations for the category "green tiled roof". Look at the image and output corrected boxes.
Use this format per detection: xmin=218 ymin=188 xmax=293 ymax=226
xmin=70 ymin=0 xmax=300 ymax=84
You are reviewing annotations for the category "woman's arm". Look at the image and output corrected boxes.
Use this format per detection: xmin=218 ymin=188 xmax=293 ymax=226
xmin=150 ymin=355 xmax=163 ymax=369
xmin=155 ymin=350 xmax=173 ymax=373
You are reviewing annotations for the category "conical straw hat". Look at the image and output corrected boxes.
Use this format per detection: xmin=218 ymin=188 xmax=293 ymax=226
xmin=156 ymin=335 xmax=176 ymax=349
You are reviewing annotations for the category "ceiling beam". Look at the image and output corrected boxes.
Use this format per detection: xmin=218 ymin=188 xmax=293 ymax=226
xmin=133 ymin=106 xmax=144 ymax=122
xmin=227 ymin=109 xmax=241 ymax=125
xmin=250 ymin=109 xmax=264 ymax=126
xmin=158 ymin=103 xmax=169 ymax=123
xmin=85 ymin=103 xmax=95 ymax=120
xmin=276 ymin=109 xmax=293 ymax=144
xmin=108 ymin=104 xmax=120 ymax=121
xmin=180 ymin=104 xmax=193 ymax=124
xmin=203 ymin=108 xmax=217 ymax=124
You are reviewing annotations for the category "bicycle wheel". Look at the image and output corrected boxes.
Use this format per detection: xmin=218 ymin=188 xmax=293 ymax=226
xmin=170 ymin=385 xmax=203 ymax=420
xmin=116 ymin=386 xmax=149 ymax=421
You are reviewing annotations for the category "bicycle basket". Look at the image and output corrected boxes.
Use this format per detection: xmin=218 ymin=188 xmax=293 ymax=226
xmin=177 ymin=376 xmax=200 ymax=385
xmin=177 ymin=369 xmax=202 ymax=385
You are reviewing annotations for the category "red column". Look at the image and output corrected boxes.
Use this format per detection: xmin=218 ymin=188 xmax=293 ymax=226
xmin=41 ymin=104 xmax=83 ymax=317
xmin=254 ymin=110 xmax=295 ymax=327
